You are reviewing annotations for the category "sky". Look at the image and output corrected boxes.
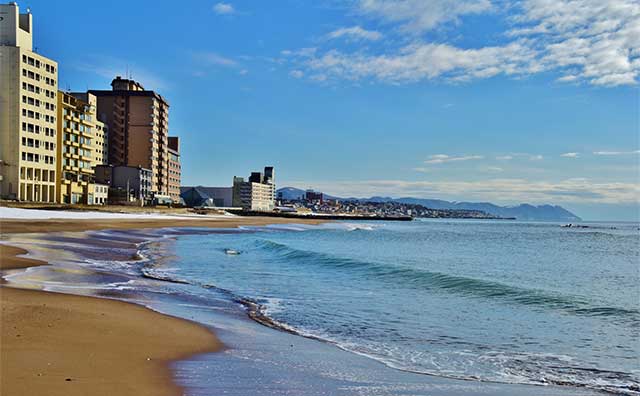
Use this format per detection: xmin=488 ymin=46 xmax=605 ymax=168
xmin=23 ymin=0 xmax=639 ymax=220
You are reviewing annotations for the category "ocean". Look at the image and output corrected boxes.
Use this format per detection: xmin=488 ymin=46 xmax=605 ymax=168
xmin=4 ymin=219 xmax=639 ymax=395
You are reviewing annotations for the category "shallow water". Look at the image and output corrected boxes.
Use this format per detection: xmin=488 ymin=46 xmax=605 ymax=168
xmin=3 ymin=219 xmax=639 ymax=395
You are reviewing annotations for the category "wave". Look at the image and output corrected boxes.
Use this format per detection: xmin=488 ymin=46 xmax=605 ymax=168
xmin=255 ymin=239 xmax=640 ymax=324
xmin=138 ymin=264 xmax=640 ymax=396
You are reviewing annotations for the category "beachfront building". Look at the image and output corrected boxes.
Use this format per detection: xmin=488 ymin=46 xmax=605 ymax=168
xmin=167 ymin=136 xmax=181 ymax=203
xmin=0 ymin=3 xmax=58 ymax=202
xmin=232 ymin=166 xmax=276 ymax=211
xmin=89 ymin=76 xmax=170 ymax=197
xmin=56 ymin=91 xmax=109 ymax=204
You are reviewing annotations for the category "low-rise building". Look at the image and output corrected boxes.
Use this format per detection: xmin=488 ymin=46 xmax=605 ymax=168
xmin=95 ymin=164 xmax=152 ymax=204
xmin=180 ymin=186 xmax=233 ymax=207
xmin=232 ymin=166 xmax=276 ymax=211
xmin=93 ymin=183 xmax=109 ymax=205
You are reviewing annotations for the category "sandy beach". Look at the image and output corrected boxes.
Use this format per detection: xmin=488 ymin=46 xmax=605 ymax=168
xmin=0 ymin=211 xmax=327 ymax=396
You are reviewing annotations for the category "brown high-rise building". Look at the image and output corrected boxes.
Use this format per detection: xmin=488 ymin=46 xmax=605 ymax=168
xmin=89 ymin=77 xmax=169 ymax=195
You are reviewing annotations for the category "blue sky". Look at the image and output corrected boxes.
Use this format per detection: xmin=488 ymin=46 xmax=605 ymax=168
xmin=24 ymin=0 xmax=639 ymax=220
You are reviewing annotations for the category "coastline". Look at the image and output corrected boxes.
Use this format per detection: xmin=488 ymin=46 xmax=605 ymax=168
xmin=0 ymin=215 xmax=327 ymax=396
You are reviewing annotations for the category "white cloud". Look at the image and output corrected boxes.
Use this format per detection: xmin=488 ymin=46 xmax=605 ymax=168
xmin=213 ymin=2 xmax=235 ymax=15
xmin=326 ymin=26 xmax=383 ymax=42
xmin=358 ymin=0 xmax=493 ymax=33
xmin=424 ymin=154 xmax=484 ymax=164
xmin=287 ymin=0 xmax=639 ymax=86
xmin=561 ymin=152 xmax=580 ymax=158
xmin=304 ymin=41 xmax=538 ymax=83
xmin=289 ymin=70 xmax=304 ymax=79
xmin=287 ymin=178 xmax=640 ymax=204
xmin=496 ymin=155 xmax=514 ymax=160
xmin=192 ymin=51 xmax=238 ymax=67
xmin=593 ymin=150 xmax=640 ymax=155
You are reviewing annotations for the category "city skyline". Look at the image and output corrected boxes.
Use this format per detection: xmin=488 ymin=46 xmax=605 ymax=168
xmin=22 ymin=0 xmax=639 ymax=220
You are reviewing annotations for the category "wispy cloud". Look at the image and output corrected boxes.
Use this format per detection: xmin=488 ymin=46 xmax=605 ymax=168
xmin=286 ymin=178 xmax=640 ymax=204
xmin=286 ymin=0 xmax=639 ymax=86
xmin=424 ymin=154 xmax=484 ymax=164
xmin=213 ymin=2 xmax=235 ymax=15
xmin=357 ymin=0 xmax=493 ymax=33
xmin=593 ymin=150 xmax=640 ymax=156
xmin=326 ymin=26 xmax=383 ymax=42
xmin=561 ymin=152 xmax=580 ymax=158
xmin=73 ymin=55 xmax=169 ymax=90
xmin=192 ymin=51 xmax=238 ymax=67
xmin=289 ymin=70 xmax=304 ymax=79
xmin=496 ymin=155 xmax=514 ymax=160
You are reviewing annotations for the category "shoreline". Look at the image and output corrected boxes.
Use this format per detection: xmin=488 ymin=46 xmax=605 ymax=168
xmin=0 ymin=215 xmax=328 ymax=396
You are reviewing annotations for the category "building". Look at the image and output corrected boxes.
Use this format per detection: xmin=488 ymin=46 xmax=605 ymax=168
xmin=232 ymin=166 xmax=276 ymax=211
xmin=56 ymin=91 xmax=109 ymax=204
xmin=0 ymin=3 xmax=58 ymax=201
xmin=95 ymin=164 xmax=152 ymax=204
xmin=89 ymin=76 xmax=170 ymax=197
xmin=71 ymin=92 xmax=108 ymax=166
xmin=167 ymin=136 xmax=181 ymax=203
xmin=180 ymin=186 xmax=233 ymax=208
xmin=305 ymin=190 xmax=323 ymax=204
xmin=93 ymin=183 xmax=108 ymax=205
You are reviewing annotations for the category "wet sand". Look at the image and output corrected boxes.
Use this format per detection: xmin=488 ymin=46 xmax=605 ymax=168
xmin=0 ymin=215 xmax=326 ymax=396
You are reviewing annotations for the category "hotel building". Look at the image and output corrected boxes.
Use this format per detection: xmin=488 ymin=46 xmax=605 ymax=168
xmin=232 ymin=166 xmax=276 ymax=211
xmin=56 ymin=91 xmax=107 ymax=204
xmin=89 ymin=77 xmax=170 ymax=197
xmin=0 ymin=3 xmax=58 ymax=201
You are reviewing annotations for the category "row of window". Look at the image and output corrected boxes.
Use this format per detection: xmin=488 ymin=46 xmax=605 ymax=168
xmin=62 ymin=107 xmax=94 ymax=122
xmin=21 ymin=137 xmax=56 ymax=151
xmin=64 ymin=145 xmax=92 ymax=156
xmin=22 ymin=95 xmax=56 ymax=111
xmin=22 ymin=109 xmax=56 ymax=124
xmin=22 ymin=151 xmax=55 ymax=164
xmin=63 ymin=119 xmax=92 ymax=134
xmin=64 ymin=133 xmax=91 ymax=145
xmin=22 ymin=55 xmax=56 ymax=74
xmin=62 ymin=158 xmax=92 ymax=169
xmin=22 ymin=68 xmax=56 ymax=87
xmin=20 ymin=167 xmax=56 ymax=182
xmin=21 ymin=82 xmax=56 ymax=99
xmin=22 ymin=122 xmax=56 ymax=137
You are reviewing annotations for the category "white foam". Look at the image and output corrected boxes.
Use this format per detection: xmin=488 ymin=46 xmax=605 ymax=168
xmin=0 ymin=206 xmax=231 ymax=220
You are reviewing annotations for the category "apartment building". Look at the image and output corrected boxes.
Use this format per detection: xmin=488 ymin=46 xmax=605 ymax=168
xmin=232 ymin=166 xmax=276 ymax=211
xmin=167 ymin=136 xmax=181 ymax=202
xmin=56 ymin=91 xmax=107 ymax=204
xmin=89 ymin=77 xmax=170 ymax=197
xmin=0 ymin=3 xmax=58 ymax=201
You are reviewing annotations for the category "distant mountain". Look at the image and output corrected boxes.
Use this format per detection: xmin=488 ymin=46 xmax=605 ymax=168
xmin=276 ymin=187 xmax=582 ymax=221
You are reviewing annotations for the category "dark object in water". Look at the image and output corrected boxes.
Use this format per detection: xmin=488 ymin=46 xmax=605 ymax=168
xmin=225 ymin=249 xmax=240 ymax=255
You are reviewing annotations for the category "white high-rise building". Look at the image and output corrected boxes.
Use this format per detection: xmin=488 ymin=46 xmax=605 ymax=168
xmin=0 ymin=2 xmax=59 ymax=201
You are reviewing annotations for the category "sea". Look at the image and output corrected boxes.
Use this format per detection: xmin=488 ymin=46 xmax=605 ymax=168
xmin=3 ymin=219 xmax=639 ymax=395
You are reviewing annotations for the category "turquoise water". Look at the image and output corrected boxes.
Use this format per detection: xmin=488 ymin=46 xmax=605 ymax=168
xmin=140 ymin=220 xmax=639 ymax=394
xmin=4 ymin=219 xmax=638 ymax=395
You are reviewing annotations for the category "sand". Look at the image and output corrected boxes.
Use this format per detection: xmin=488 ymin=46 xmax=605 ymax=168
xmin=0 ymin=215 xmax=328 ymax=396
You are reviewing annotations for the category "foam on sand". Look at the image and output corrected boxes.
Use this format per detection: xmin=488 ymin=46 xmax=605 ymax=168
xmin=0 ymin=206 xmax=231 ymax=220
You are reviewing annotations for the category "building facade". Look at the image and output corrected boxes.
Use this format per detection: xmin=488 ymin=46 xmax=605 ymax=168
xmin=56 ymin=91 xmax=100 ymax=204
xmin=89 ymin=77 xmax=170 ymax=197
xmin=167 ymin=136 xmax=181 ymax=203
xmin=232 ymin=167 xmax=276 ymax=211
xmin=0 ymin=3 xmax=58 ymax=202
xmin=95 ymin=164 xmax=152 ymax=204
